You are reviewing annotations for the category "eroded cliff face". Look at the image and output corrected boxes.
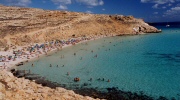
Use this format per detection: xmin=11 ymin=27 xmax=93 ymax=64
xmin=0 ymin=5 xmax=160 ymax=47
xmin=0 ymin=70 xmax=100 ymax=100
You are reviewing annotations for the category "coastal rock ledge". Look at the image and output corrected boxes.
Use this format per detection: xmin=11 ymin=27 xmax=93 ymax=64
xmin=0 ymin=70 xmax=100 ymax=100
xmin=0 ymin=5 xmax=160 ymax=47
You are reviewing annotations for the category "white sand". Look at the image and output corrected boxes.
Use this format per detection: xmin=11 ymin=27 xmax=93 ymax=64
xmin=0 ymin=36 xmax=108 ymax=71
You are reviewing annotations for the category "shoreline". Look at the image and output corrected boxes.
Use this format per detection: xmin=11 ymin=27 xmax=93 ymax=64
xmin=0 ymin=35 xmax=113 ymax=100
xmin=12 ymin=70 xmax=172 ymax=100
xmin=1 ymin=33 xmax=170 ymax=100
xmin=1 ymin=35 xmax=106 ymax=71
xmin=2 ymin=33 xmax=150 ymax=71
xmin=0 ymin=32 xmax=157 ymax=70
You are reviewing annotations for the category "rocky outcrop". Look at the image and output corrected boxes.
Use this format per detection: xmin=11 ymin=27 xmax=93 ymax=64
xmin=0 ymin=70 xmax=100 ymax=100
xmin=109 ymin=15 xmax=161 ymax=33
xmin=0 ymin=5 xmax=160 ymax=47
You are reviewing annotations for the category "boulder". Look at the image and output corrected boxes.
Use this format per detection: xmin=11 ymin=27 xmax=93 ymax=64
xmin=4 ymin=77 xmax=12 ymax=82
xmin=0 ymin=82 xmax=5 ymax=91
xmin=15 ymin=94 xmax=21 ymax=99
xmin=7 ymin=82 xmax=14 ymax=88
xmin=41 ymin=93 xmax=47 ymax=98
xmin=25 ymin=89 xmax=34 ymax=94
xmin=5 ymin=91 xmax=12 ymax=97
xmin=56 ymin=87 xmax=67 ymax=93
xmin=7 ymin=72 xmax=14 ymax=77
xmin=0 ymin=92 xmax=5 ymax=100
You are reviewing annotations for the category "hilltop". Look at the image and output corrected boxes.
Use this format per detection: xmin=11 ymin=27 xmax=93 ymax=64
xmin=0 ymin=5 xmax=160 ymax=48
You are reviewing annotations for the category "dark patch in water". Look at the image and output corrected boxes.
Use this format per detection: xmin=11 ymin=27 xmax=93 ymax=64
xmin=175 ymin=54 xmax=180 ymax=58
xmin=74 ymin=87 xmax=173 ymax=100
xmin=144 ymin=52 xmax=180 ymax=64
xmin=11 ymin=69 xmax=176 ymax=100
xmin=158 ymin=53 xmax=180 ymax=63
xmin=144 ymin=52 xmax=158 ymax=56
xmin=174 ymin=60 xmax=180 ymax=63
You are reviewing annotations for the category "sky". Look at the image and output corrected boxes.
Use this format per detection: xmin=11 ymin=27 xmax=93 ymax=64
xmin=0 ymin=0 xmax=180 ymax=22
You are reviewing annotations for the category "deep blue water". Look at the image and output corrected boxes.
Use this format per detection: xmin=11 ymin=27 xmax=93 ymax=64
xmin=17 ymin=23 xmax=180 ymax=99
xmin=149 ymin=22 xmax=180 ymax=29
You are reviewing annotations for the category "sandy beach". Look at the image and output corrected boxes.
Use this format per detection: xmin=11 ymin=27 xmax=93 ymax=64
xmin=0 ymin=36 xmax=106 ymax=71
xmin=0 ymin=36 xmax=107 ymax=100
xmin=0 ymin=34 xmax=117 ymax=100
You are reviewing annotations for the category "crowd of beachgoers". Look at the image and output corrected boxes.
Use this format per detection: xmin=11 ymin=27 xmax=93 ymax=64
xmin=0 ymin=37 xmax=92 ymax=70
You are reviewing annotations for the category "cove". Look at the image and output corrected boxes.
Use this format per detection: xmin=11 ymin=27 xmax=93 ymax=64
xmin=16 ymin=27 xmax=180 ymax=99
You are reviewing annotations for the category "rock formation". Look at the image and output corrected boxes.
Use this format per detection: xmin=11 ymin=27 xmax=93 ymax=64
xmin=0 ymin=5 xmax=160 ymax=47
xmin=0 ymin=70 xmax=99 ymax=100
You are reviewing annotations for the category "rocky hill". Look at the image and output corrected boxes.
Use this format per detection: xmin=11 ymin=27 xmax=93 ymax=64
xmin=0 ymin=5 xmax=160 ymax=47
xmin=0 ymin=70 xmax=99 ymax=100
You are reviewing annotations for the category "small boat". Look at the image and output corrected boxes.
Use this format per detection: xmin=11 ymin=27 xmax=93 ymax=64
xmin=166 ymin=24 xmax=170 ymax=27
xmin=74 ymin=77 xmax=80 ymax=82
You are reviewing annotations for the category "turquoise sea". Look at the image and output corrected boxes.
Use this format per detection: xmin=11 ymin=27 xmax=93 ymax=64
xmin=17 ymin=23 xmax=180 ymax=99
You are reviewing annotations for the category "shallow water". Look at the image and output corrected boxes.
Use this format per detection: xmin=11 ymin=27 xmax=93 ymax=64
xmin=17 ymin=27 xmax=180 ymax=99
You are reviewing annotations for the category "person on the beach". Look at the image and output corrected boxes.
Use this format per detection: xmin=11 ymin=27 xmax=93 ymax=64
xmin=94 ymin=54 xmax=97 ymax=58
xmin=89 ymin=78 xmax=92 ymax=81
xmin=3 ymin=63 xmax=6 ymax=69
xmin=67 ymin=72 xmax=69 ymax=76
xmin=102 ymin=78 xmax=105 ymax=81
xmin=32 ymin=63 xmax=34 ymax=67
xmin=107 ymin=79 xmax=110 ymax=82
xmin=50 ymin=64 xmax=52 ymax=67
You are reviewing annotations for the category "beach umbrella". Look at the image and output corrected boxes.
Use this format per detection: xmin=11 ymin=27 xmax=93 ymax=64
xmin=2 ymin=57 xmax=6 ymax=61
xmin=34 ymin=44 xmax=39 ymax=48
xmin=39 ymin=44 xmax=44 ymax=48
xmin=0 ymin=58 xmax=2 ymax=62
xmin=30 ymin=47 xmax=35 ymax=53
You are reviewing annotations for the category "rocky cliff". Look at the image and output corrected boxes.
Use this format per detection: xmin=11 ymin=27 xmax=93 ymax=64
xmin=0 ymin=5 xmax=160 ymax=47
xmin=0 ymin=70 xmax=99 ymax=100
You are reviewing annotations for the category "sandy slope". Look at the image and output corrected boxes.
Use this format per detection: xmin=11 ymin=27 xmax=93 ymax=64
xmin=0 ymin=5 xmax=160 ymax=48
